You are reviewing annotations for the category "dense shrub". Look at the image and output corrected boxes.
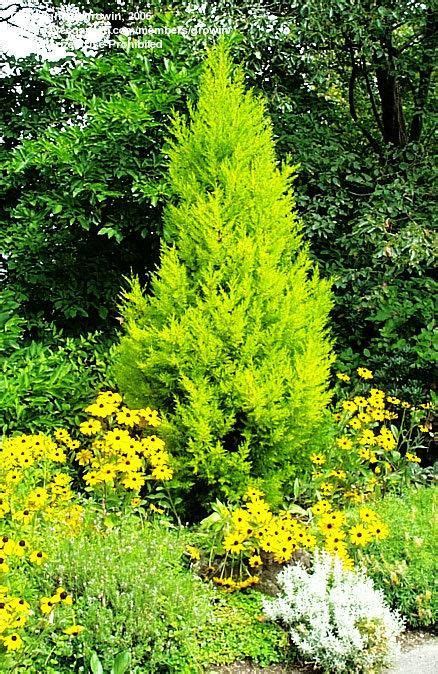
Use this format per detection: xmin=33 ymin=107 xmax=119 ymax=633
xmin=0 ymin=25 xmax=201 ymax=333
xmin=113 ymin=44 xmax=334 ymax=505
xmin=0 ymin=332 xmax=111 ymax=435
xmin=360 ymin=486 xmax=437 ymax=627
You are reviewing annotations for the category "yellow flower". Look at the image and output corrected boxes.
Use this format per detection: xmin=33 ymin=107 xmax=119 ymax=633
xmin=5 ymin=471 xmax=22 ymax=486
xmin=318 ymin=519 xmax=340 ymax=536
xmin=185 ymin=545 xmax=201 ymax=561
xmin=311 ymin=500 xmax=332 ymax=516
xmin=359 ymin=507 xmax=378 ymax=524
xmin=40 ymin=597 xmax=55 ymax=615
xmin=76 ymin=449 xmax=94 ymax=465
xmin=324 ymin=528 xmax=346 ymax=544
xmin=325 ymin=539 xmax=348 ymax=557
xmin=358 ymin=447 xmax=371 ymax=461
xmin=342 ymin=401 xmax=357 ymax=413
xmin=116 ymin=407 xmax=140 ymax=427
xmin=349 ymin=417 xmax=362 ymax=430
xmin=151 ymin=465 xmax=173 ymax=481
xmin=55 ymin=588 xmax=73 ymax=605
xmin=85 ymin=401 xmax=117 ymax=418
xmin=336 ymin=437 xmax=353 ymax=450
xmin=310 ymin=453 xmax=326 ymax=466
xmin=54 ymin=428 xmax=71 ymax=443
xmin=353 ymin=396 xmax=368 ymax=407
xmin=223 ymin=532 xmax=246 ymax=554
xmin=244 ymin=487 xmax=265 ymax=502
xmin=97 ymin=391 xmax=122 ymax=405
xmin=130 ymin=497 xmax=141 ymax=507
xmin=246 ymin=499 xmax=272 ymax=523
xmin=349 ymin=524 xmax=372 ymax=546
xmin=138 ymin=408 xmax=161 ymax=427
xmin=63 ymin=624 xmax=85 ymax=636
xmin=321 ymin=511 xmax=346 ymax=528
xmin=336 ymin=373 xmax=350 ymax=382
xmin=330 ymin=469 xmax=346 ymax=480
xmin=98 ymin=464 xmax=118 ymax=483
xmin=406 ymin=452 xmax=421 ymax=463
xmin=2 ymin=633 xmax=23 ymax=651
xmin=0 ymin=557 xmax=10 ymax=574
xmin=249 ymin=554 xmax=263 ymax=568
xmin=79 ymin=419 xmax=102 ymax=436
xmin=368 ymin=521 xmax=389 ymax=541
xmin=358 ymin=429 xmax=376 ymax=445
xmin=64 ymin=439 xmax=80 ymax=451
xmin=12 ymin=509 xmax=34 ymax=524
xmin=12 ymin=614 xmax=27 ymax=628
xmin=29 ymin=550 xmax=48 ymax=566
xmin=121 ymin=473 xmax=146 ymax=490
xmin=357 ymin=367 xmax=373 ymax=380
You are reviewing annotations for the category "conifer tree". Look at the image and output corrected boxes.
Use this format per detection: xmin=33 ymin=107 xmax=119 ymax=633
xmin=113 ymin=43 xmax=334 ymax=503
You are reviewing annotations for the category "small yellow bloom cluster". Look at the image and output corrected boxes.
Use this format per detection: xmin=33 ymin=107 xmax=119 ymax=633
xmin=0 ymin=434 xmax=83 ymax=536
xmin=40 ymin=586 xmax=72 ymax=614
xmin=65 ymin=391 xmax=172 ymax=493
xmin=0 ymin=586 xmax=29 ymax=652
xmin=210 ymin=489 xmax=317 ymax=590
xmin=225 ymin=490 xmax=316 ymax=563
xmin=311 ymin=503 xmax=389 ymax=569
xmin=212 ymin=575 xmax=260 ymax=591
xmin=0 ymin=434 xmax=85 ymax=654
xmin=312 ymin=370 xmax=431 ymax=506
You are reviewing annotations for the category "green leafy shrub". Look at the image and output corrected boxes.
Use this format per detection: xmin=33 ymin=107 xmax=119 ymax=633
xmin=113 ymin=44 xmax=334 ymax=506
xmin=361 ymin=486 xmax=437 ymax=627
xmin=1 ymin=23 xmax=201 ymax=333
xmin=0 ymin=332 xmax=111 ymax=435
xmin=0 ymin=288 xmax=26 ymax=355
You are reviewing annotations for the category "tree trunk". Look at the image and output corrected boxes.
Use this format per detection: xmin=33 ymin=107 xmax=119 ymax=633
xmin=375 ymin=65 xmax=408 ymax=147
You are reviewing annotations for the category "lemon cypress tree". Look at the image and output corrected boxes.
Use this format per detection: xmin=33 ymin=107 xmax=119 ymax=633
xmin=113 ymin=44 xmax=334 ymax=504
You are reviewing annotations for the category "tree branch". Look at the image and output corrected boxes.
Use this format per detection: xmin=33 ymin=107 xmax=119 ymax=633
xmin=361 ymin=56 xmax=384 ymax=136
xmin=347 ymin=40 xmax=383 ymax=156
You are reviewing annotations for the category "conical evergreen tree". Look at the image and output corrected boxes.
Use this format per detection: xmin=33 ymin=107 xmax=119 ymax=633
xmin=113 ymin=44 xmax=334 ymax=504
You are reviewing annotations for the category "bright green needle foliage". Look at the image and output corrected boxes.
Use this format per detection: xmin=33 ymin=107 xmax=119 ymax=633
xmin=113 ymin=43 xmax=334 ymax=504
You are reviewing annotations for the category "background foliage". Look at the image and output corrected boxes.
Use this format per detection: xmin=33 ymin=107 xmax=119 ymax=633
xmin=1 ymin=1 xmax=436 ymax=437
